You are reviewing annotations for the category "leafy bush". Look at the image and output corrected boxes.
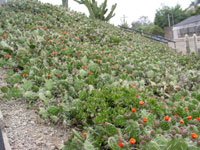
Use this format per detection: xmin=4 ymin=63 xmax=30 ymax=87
xmin=0 ymin=0 xmax=199 ymax=149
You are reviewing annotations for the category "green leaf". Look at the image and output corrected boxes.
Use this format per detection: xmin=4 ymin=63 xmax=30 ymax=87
xmin=47 ymin=106 xmax=60 ymax=115
xmin=166 ymin=138 xmax=188 ymax=150
xmin=142 ymin=141 xmax=161 ymax=150
xmin=44 ymin=80 xmax=54 ymax=90
xmin=6 ymin=74 xmax=22 ymax=84
xmin=1 ymin=86 xmax=8 ymax=93
xmin=0 ymin=41 xmax=13 ymax=50
xmin=83 ymin=134 xmax=97 ymax=150
xmin=22 ymin=80 xmax=33 ymax=91
xmin=38 ymin=107 xmax=48 ymax=119
xmin=8 ymin=87 xmax=23 ymax=99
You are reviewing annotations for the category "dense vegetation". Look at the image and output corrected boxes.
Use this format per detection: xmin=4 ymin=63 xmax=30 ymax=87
xmin=154 ymin=4 xmax=189 ymax=29
xmin=0 ymin=0 xmax=200 ymax=149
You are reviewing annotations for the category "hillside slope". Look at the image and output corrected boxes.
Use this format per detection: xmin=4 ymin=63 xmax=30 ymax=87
xmin=0 ymin=0 xmax=200 ymax=149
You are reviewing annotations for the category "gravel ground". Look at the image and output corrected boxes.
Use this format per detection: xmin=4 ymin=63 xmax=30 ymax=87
xmin=0 ymin=68 xmax=69 ymax=150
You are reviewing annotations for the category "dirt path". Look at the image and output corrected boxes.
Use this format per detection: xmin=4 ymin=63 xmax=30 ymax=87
xmin=0 ymin=69 xmax=69 ymax=150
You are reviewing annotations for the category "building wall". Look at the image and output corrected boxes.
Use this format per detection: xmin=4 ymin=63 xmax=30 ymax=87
xmin=173 ymin=21 xmax=200 ymax=39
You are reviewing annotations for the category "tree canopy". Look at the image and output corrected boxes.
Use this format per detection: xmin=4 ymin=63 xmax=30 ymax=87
xmin=154 ymin=4 xmax=189 ymax=29
xmin=131 ymin=16 xmax=152 ymax=28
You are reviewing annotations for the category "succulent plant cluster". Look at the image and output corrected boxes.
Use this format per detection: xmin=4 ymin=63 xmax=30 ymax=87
xmin=0 ymin=0 xmax=199 ymax=149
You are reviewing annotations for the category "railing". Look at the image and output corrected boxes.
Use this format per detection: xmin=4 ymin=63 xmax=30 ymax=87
xmin=119 ymin=26 xmax=176 ymax=50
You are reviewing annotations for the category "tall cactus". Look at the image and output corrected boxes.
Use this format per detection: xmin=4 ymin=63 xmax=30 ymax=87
xmin=62 ymin=0 xmax=68 ymax=8
xmin=74 ymin=0 xmax=117 ymax=22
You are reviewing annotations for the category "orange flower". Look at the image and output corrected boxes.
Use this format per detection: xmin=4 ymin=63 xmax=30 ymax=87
xmin=47 ymin=74 xmax=51 ymax=77
xmin=49 ymin=40 xmax=53 ymax=43
xmin=143 ymin=118 xmax=147 ymax=123
xmin=44 ymin=27 xmax=47 ymax=30
xmin=130 ymin=138 xmax=136 ymax=144
xmin=136 ymin=95 xmax=139 ymax=98
xmin=196 ymin=117 xmax=200 ymax=121
xmin=84 ymin=66 xmax=87 ymax=69
xmin=7 ymin=55 xmax=11 ymax=59
xmin=89 ymin=72 xmax=92 ymax=75
xmin=53 ymin=52 xmax=57 ymax=56
xmin=97 ymin=60 xmax=101 ymax=63
xmin=192 ymin=133 xmax=198 ymax=139
xmin=118 ymin=143 xmax=123 ymax=147
xmin=83 ymin=133 xmax=87 ymax=137
xmin=175 ymin=113 xmax=178 ymax=116
xmin=149 ymin=110 xmax=152 ymax=114
xmin=187 ymin=116 xmax=192 ymax=120
xmin=179 ymin=120 xmax=184 ymax=124
xmin=139 ymin=101 xmax=144 ymax=105
xmin=165 ymin=116 xmax=170 ymax=121
xmin=131 ymin=108 xmax=136 ymax=113
xmin=64 ymin=32 xmax=66 ymax=35
xmin=23 ymin=73 xmax=27 ymax=77
xmin=184 ymin=107 xmax=188 ymax=110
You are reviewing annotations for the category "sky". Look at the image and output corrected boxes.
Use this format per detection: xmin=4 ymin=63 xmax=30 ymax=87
xmin=40 ymin=0 xmax=192 ymax=26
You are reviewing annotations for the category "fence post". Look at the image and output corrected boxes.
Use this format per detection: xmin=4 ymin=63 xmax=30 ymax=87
xmin=141 ymin=30 xmax=144 ymax=35
xmin=174 ymin=42 xmax=177 ymax=52
xmin=193 ymin=34 xmax=198 ymax=56
xmin=185 ymin=34 xmax=190 ymax=55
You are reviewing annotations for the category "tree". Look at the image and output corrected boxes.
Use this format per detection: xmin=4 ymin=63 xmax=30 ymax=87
xmin=131 ymin=16 xmax=152 ymax=28
xmin=73 ymin=0 xmax=117 ymax=22
xmin=62 ymin=0 xmax=68 ymax=8
xmin=154 ymin=4 xmax=189 ymax=29
xmin=136 ymin=25 xmax=164 ymax=36
xmin=186 ymin=0 xmax=200 ymax=15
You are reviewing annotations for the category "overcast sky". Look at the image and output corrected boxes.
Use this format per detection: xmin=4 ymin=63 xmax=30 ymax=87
xmin=40 ymin=0 xmax=192 ymax=26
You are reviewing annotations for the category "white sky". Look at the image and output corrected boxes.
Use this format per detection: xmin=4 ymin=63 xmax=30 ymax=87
xmin=40 ymin=0 xmax=192 ymax=26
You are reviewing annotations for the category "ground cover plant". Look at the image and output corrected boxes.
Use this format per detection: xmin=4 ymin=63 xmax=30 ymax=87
xmin=0 ymin=0 xmax=200 ymax=149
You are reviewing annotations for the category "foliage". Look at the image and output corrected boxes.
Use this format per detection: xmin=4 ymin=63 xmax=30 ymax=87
xmin=186 ymin=0 xmax=200 ymax=16
xmin=0 ymin=0 xmax=200 ymax=149
xmin=132 ymin=16 xmax=152 ymax=28
xmin=154 ymin=4 xmax=189 ymax=29
xmin=135 ymin=25 xmax=164 ymax=36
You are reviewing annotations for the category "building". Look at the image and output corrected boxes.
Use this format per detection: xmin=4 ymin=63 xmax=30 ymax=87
xmin=173 ymin=15 xmax=200 ymax=39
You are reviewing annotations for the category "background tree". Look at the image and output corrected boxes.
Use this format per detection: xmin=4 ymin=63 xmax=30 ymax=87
xmin=62 ymin=0 xmax=68 ymax=8
xmin=131 ymin=16 xmax=152 ymax=28
xmin=131 ymin=16 xmax=163 ymax=36
xmin=154 ymin=4 xmax=189 ymax=29
xmin=74 ymin=0 xmax=117 ymax=22
xmin=186 ymin=0 xmax=200 ymax=15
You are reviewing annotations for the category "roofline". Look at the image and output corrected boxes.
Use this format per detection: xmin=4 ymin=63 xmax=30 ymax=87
xmin=174 ymin=20 xmax=200 ymax=27
xmin=174 ymin=14 xmax=200 ymax=27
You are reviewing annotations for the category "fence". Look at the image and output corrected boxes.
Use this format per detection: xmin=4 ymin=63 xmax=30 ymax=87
xmin=119 ymin=26 xmax=177 ymax=50
xmin=170 ymin=34 xmax=200 ymax=55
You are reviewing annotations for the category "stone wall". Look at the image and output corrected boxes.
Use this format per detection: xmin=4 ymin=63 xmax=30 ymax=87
xmin=164 ymin=27 xmax=173 ymax=40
